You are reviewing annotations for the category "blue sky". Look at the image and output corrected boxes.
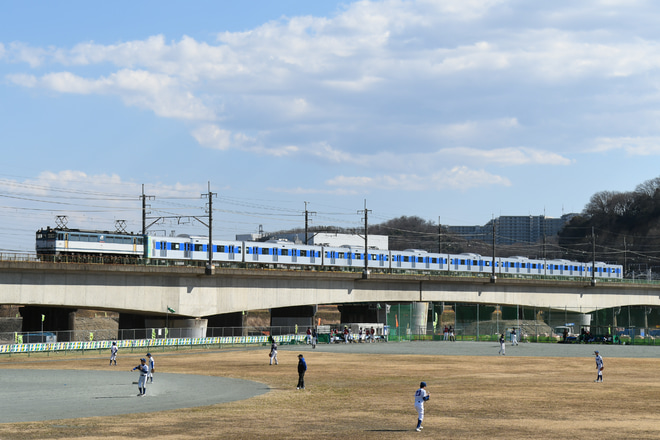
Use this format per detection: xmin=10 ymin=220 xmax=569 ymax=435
xmin=2 ymin=0 xmax=660 ymax=252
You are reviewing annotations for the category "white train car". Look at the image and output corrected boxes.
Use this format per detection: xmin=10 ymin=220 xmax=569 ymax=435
xmin=448 ymin=253 xmax=493 ymax=274
xmin=146 ymin=235 xmax=189 ymax=260
xmin=591 ymin=261 xmax=621 ymax=279
xmin=499 ymin=256 xmax=545 ymax=276
xmin=390 ymin=249 xmax=443 ymax=271
xmin=322 ymin=246 xmax=390 ymax=270
xmin=243 ymin=240 xmax=321 ymax=266
xmin=189 ymin=236 xmax=243 ymax=264
xmin=36 ymin=227 xmax=143 ymax=257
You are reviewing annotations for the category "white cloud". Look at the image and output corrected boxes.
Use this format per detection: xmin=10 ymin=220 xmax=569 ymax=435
xmin=592 ymin=136 xmax=660 ymax=155
xmin=8 ymin=69 xmax=214 ymax=120
xmin=439 ymin=147 xmax=572 ymax=166
xmin=2 ymin=0 xmax=652 ymax=196
xmin=325 ymin=166 xmax=510 ymax=191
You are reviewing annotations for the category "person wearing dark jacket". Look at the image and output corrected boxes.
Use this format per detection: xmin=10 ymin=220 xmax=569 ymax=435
xmin=297 ymin=354 xmax=307 ymax=390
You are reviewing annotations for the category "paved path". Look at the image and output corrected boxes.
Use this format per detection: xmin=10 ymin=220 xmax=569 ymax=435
xmin=0 ymin=369 xmax=268 ymax=423
xmin=279 ymin=339 xmax=660 ymax=358
xmin=1 ymin=341 xmax=657 ymax=423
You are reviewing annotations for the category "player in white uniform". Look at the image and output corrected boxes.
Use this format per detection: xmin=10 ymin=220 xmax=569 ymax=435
xmin=594 ymin=350 xmax=603 ymax=382
xmin=146 ymin=353 xmax=155 ymax=383
xmin=269 ymin=339 xmax=278 ymax=365
xmin=414 ymin=381 xmax=430 ymax=432
xmin=132 ymin=358 xmax=149 ymax=396
xmin=109 ymin=341 xmax=118 ymax=366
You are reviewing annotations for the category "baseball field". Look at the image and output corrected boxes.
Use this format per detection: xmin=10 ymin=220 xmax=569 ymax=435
xmin=0 ymin=341 xmax=658 ymax=439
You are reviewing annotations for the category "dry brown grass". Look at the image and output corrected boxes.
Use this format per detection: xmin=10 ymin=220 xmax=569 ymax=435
xmin=0 ymin=348 xmax=659 ymax=439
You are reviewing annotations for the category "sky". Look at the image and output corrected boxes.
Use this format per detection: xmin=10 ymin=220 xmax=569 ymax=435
xmin=2 ymin=0 xmax=660 ymax=252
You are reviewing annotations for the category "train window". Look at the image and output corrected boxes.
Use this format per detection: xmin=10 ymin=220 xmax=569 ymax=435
xmin=485 ymin=261 xmax=490 ymax=266
xmin=521 ymin=263 xmax=526 ymax=268
xmin=300 ymin=250 xmax=307 ymax=257
xmin=472 ymin=260 xmax=477 ymax=265
xmin=338 ymin=252 xmax=344 ymax=259
xmin=282 ymin=249 xmax=289 ymax=256
xmin=564 ymin=265 xmax=568 ymax=270
xmin=460 ymin=259 xmax=465 ymax=265
xmin=431 ymin=258 xmax=437 ymax=264
xmin=261 ymin=248 xmax=269 ymax=255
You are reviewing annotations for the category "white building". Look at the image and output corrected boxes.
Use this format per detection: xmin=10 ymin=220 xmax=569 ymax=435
xmin=236 ymin=231 xmax=389 ymax=250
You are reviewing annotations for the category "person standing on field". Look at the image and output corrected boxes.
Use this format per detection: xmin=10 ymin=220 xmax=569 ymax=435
xmin=146 ymin=353 xmax=155 ymax=383
xmin=498 ymin=333 xmax=506 ymax=355
xmin=109 ymin=341 xmax=118 ymax=366
xmin=296 ymin=354 xmax=307 ymax=390
xmin=414 ymin=381 xmax=430 ymax=432
xmin=269 ymin=338 xmax=278 ymax=365
xmin=131 ymin=358 xmax=149 ymax=396
xmin=594 ymin=350 xmax=604 ymax=382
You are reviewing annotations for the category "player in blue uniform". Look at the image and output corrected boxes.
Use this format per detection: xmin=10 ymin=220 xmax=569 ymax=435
xmin=594 ymin=350 xmax=603 ymax=382
xmin=414 ymin=381 xmax=430 ymax=432
xmin=132 ymin=358 xmax=149 ymax=396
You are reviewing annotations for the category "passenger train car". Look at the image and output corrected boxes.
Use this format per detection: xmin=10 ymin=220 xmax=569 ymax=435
xmin=35 ymin=227 xmax=623 ymax=280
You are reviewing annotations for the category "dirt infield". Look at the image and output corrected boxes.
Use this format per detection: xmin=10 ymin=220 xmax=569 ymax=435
xmin=0 ymin=341 xmax=659 ymax=439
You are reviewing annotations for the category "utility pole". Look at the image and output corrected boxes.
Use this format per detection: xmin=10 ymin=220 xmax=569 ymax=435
xmin=623 ymin=236 xmax=627 ymax=278
xmin=437 ymin=216 xmax=442 ymax=254
xmin=358 ymin=200 xmax=372 ymax=279
xmin=140 ymin=184 xmax=155 ymax=236
xmin=201 ymin=182 xmax=217 ymax=275
xmin=303 ymin=201 xmax=316 ymax=245
xmin=491 ymin=216 xmax=497 ymax=283
xmin=591 ymin=226 xmax=596 ymax=286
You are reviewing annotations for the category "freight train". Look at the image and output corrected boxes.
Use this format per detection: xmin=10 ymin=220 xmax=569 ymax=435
xmin=35 ymin=227 xmax=623 ymax=279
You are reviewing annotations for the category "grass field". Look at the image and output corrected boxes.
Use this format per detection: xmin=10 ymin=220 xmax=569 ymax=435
xmin=0 ymin=346 xmax=659 ymax=439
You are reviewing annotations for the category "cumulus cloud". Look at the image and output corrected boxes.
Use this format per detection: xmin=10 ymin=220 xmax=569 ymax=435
xmin=8 ymin=69 xmax=214 ymax=120
xmin=592 ymin=136 xmax=660 ymax=155
xmin=6 ymin=0 xmax=649 ymax=197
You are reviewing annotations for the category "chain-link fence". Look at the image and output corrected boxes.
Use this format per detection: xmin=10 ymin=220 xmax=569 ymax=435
xmin=0 ymin=325 xmax=304 ymax=346
xmin=385 ymin=302 xmax=660 ymax=346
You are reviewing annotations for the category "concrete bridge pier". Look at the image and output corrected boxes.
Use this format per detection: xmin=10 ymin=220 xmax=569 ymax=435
xmin=411 ymin=302 xmax=429 ymax=334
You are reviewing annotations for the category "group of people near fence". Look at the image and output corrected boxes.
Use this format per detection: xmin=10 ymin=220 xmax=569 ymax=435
xmin=327 ymin=326 xmax=377 ymax=343
xmin=442 ymin=326 xmax=455 ymax=341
